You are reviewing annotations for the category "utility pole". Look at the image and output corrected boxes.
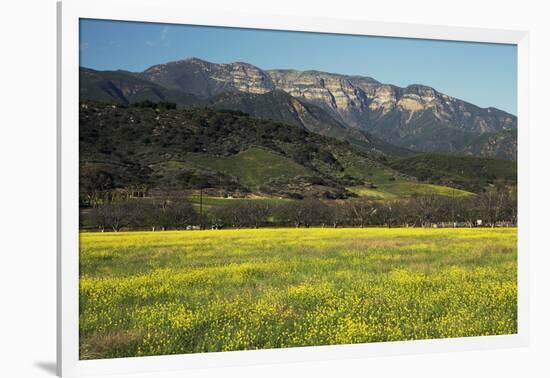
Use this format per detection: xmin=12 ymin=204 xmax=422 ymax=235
xmin=199 ymin=187 xmax=203 ymax=230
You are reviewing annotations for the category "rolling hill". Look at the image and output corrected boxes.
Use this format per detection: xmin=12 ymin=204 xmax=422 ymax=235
xmin=79 ymin=101 xmax=408 ymax=200
xmin=388 ymin=153 xmax=517 ymax=192
xmin=80 ymin=67 xmax=199 ymax=106
xmin=79 ymin=100 xmax=517 ymax=204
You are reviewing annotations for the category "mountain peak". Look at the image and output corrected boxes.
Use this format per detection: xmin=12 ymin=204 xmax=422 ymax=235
xmin=405 ymin=84 xmax=436 ymax=91
xmin=144 ymin=57 xmax=211 ymax=72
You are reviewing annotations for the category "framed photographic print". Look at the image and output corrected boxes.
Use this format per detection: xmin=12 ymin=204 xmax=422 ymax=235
xmin=57 ymin=1 xmax=530 ymax=376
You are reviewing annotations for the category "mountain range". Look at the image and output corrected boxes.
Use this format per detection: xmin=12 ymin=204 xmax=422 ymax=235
xmin=80 ymin=57 xmax=517 ymax=160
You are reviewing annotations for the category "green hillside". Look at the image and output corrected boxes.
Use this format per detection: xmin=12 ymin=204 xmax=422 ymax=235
xmin=79 ymin=101 xmax=494 ymax=203
xmin=80 ymin=67 xmax=199 ymax=106
xmin=170 ymin=147 xmax=312 ymax=187
xmin=348 ymin=182 xmax=473 ymax=200
xmin=79 ymin=101 xmax=395 ymax=200
xmin=389 ymin=153 xmax=517 ymax=192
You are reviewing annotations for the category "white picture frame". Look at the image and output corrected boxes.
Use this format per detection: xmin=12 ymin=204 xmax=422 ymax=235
xmin=57 ymin=1 xmax=530 ymax=376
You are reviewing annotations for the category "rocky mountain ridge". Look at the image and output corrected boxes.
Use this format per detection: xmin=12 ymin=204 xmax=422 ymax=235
xmin=79 ymin=57 xmax=517 ymax=159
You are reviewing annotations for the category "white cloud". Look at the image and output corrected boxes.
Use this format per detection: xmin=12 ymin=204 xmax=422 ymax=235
xmin=160 ymin=26 xmax=170 ymax=41
xmin=145 ymin=27 xmax=170 ymax=47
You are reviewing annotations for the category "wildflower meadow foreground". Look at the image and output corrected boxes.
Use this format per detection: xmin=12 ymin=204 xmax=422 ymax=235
xmin=79 ymin=227 xmax=517 ymax=359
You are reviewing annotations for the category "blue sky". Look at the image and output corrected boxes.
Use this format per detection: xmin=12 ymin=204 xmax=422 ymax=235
xmin=80 ymin=19 xmax=518 ymax=114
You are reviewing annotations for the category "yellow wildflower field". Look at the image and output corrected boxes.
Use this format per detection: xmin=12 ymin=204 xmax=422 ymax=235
xmin=79 ymin=228 xmax=517 ymax=359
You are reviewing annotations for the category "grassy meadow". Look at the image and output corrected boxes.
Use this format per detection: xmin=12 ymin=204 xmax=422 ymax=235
xmin=79 ymin=228 xmax=517 ymax=359
xmin=347 ymin=182 xmax=473 ymax=200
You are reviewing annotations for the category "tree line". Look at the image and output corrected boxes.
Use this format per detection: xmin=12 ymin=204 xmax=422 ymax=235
xmin=81 ymin=189 xmax=517 ymax=232
xmin=83 ymin=199 xmax=199 ymax=232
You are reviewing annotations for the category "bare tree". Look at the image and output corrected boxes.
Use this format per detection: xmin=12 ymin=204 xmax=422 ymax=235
xmin=346 ymin=199 xmax=376 ymax=228
xmin=408 ymin=194 xmax=445 ymax=227
xmin=88 ymin=205 xmax=108 ymax=232
xmin=242 ymin=201 xmax=272 ymax=228
xmin=276 ymin=199 xmax=329 ymax=228
xmin=171 ymin=199 xmax=200 ymax=229
xmin=131 ymin=200 xmax=159 ymax=231
xmin=505 ymin=188 xmax=518 ymax=225
xmin=477 ymin=189 xmax=507 ymax=227
xmin=374 ymin=200 xmax=403 ymax=228
xmin=153 ymin=198 xmax=198 ymax=230
xmin=100 ymin=202 xmax=134 ymax=232
xmin=326 ymin=202 xmax=349 ymax=228
xmin=211 ymin=202 xmax=246 ymax=229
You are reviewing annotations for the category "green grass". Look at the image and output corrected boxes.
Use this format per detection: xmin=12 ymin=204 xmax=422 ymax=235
xmin=159 ymin=149 xmax=473 ymax=201
xmin=348 ymin=182 xmax=473 ymax=200
xmin=182 ymin=147 xmax=311 ymax=187
xmin=187 ymin=196 xmax=290 ymax=207
xmin=377 ymin=182 xmax=474 ymax=197
xmin=339 ymin=154 xmax=409 ymax=185
xmin=346 ymin=186 xmax=399 ymax=200
xmin=340 ymin=154 xmax=471 ymax=199
xmin=163 ymin=160 xmax=188 ymax=170
xmin=79 ymin=228 xmax=517 ymax=359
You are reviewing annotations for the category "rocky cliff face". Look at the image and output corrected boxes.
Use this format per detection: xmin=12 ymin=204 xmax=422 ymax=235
xmin=268 ymin=70 xmax=515 ymax=137
xmin=205 ymin=90 xmax=411 ymax=157
xmin=142 ymin=58 xmax=274 ymax=98
xmin=462 ymin=129 xmax=518 ymax=160
xmin=267 ymin=70 xmax=378 ymax=120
